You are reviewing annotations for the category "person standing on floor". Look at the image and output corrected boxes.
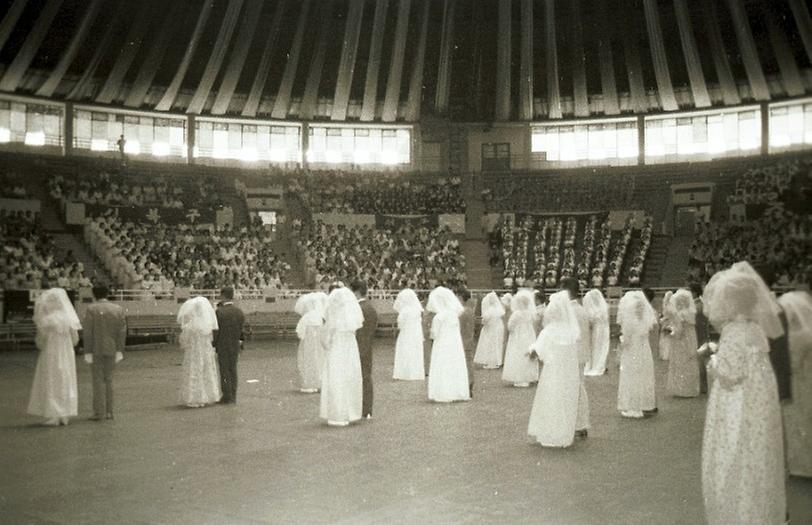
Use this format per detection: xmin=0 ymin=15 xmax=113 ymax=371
xmin=616 ymin=290 xmax=658 ymax=419
xmin=426 ymin=286 xmax=470 ymax=403
xmin=502 ymin=290 xmax=539 ymax=388
xmin=295 ymin=292 xmax=328 ymax=393
xmin=214 ymin=287 xmax=244 ymax=404
xmin=82 ymin=284 xmax=126 ymax=421
xmin=658 ymin=291 xmax=675 ymax=361
xmin=392 ymin=288 xmax=425 ymax=381
xmin=666 ymin=289 xmax=700 ymax=398
xmin=643 ymin=288 xmax=660 ymax=359
xmin=177 ymin=296 xmax=221 ymax=408
xmin=691 ymin=282 xmax=712 ymax=393
xmin=561 ymin=277 xmax=590 ymax=438
xmin=527 ymin=291 xmax=582 ymax=448
xmin=28 ymin=288 xmax=82 ymax=426
xmin=583 ymin=289 xmax=610 ymax=377
xmin=320 ymin=286 xmax=364 ymax=426
xmin=456 ymin=287 xmax=476 ymax=397
xmin=474 ymin=291 xmax=506 ymax=369
xmin=701 ymin=261 xmax=785 ymax=525
xmin=351 ymin=280 xmax=378 ymax=419
xmin=777 ymin=290 xmax=812 ymax=478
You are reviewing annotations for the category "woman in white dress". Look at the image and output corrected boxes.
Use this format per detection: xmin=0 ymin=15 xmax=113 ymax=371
xmin=658 ymin=291 xmax=675 ymax=360
xmin=392 ymin=288 xmax=425 ymax=380
xmin=502 ymin=290 xmax=539 ymax=387
xmin=527 ymin=291 xmax=581 ymax=447
xmin=320 ymin=287 xmax=364 ymax=426
xmin=616 ymin=290 xmax=658 ymax=418
xmin=177 ymin=296 xmax=221 ymax=407
xmin=426 ymin=286 xmax=470 ymax=402
xmin=295 ymin=292 xmax=328 ymax=392
xmin=474 ymin=291 xmax=505 ymax=369
xmin=666 ymin=289 xmax=700 ymax=398
xmin=28 ymin=288 xmax=80 ymax=426
xmin=701 ymin=262 xmax=785 ymax=525
xmin=777 ymin=290 xmax=812 ymax=478
xmin=582 ymin=289 xmax=610 ymax=376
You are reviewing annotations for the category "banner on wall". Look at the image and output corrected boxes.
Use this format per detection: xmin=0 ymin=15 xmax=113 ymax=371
xmin=0 ymin=198 xmax=40 ymax=213
xmin=438 ymin=214 xmax=465 ymax=234
xmin=312 ymin=213 xmax=376 ymax=227
xmin=375 ymin=214 xmax=439 ymax=230
xmin=245 ymin=186 xmax=284 ymax=209
xmin=82 ymin=204 xmax=217 ymax=225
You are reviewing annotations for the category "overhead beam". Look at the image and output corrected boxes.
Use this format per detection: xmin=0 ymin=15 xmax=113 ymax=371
xmin=36 ymin=0 xmax=102 ymax=98
xmin=494 ymin=0 xmax=511 ymax=121
xmin=673 ymin=0 xmax=711 ymax=108
xmin=724 ymin=0 xmax=770 ymax=101
xmin=570 ymin=0 xmax=589 ymax=117
xmin=701 ymin=0 xmax=740 ymax=105
xmin=789 ymin=0 xmax=812 ymax=63
xmin=186 ymin=0 xmax=245 ymax=114
xmin=0 ymin=0 xmax=63 ymax=92
xmin=271 ymin=0 xmax=312 ymax=119
xmin=643 ymin=0 xmax=678 ymax=111
xmin=518 ymin=0 xmax=533 ymax=120
xmin=360 ymin=0 xmax=389 ymax=121
xmin=332 ymin=0 xmax=366 ymax=121
xmin=95 ymin=6 xmax=152 ymax=103
xmin=299 ymin=1 xmax=333 ymax=120
xmin=383 ymin=0 xmax=413 ymax=121
xmin=0 ymin=0 xmax=27 ymax=54
xmin=620 ymin=5 xmax=648 ymax=114
xmin=155 ymin=2 xmax=214 ymax=111
xmin=595 ymin=0 xmax=619 ymax=115
xmin=545 ymin=0 xmax=561 ymax=119
xmin=763 ymin=5 xmax=805 ymax=97
xmin=404 ymin=0 xmax=431 ymax=122
xmin=210 ymin=0 xmax=264 ymax=115
xmin=241 ymin=0 xmax=286 ymax=117
xmin=123 ymin=3 xmax=178 ymax=107
xmin=67 ymin=7 xmax=121 ymax=100
xmin=434 ymin=0 xmax=455 ymax=115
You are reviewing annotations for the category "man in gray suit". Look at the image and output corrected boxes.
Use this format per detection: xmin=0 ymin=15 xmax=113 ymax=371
xmin=351 ymin=280 xmax=378 ymax=419
xmin=214 ymin=286 xmax=245 ymax=404
xmin=83 ymin=284 xmax=126 ymax=421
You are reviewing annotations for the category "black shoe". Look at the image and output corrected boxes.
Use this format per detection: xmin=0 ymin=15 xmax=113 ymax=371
xmin=643 ymin=407 xmax=659 ymax=417
xmin=575 ymin=429 xmax=588 ymax=439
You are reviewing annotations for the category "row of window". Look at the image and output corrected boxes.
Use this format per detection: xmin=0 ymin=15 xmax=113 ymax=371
xmin=1 ymin=97 xmax=811 ymax=167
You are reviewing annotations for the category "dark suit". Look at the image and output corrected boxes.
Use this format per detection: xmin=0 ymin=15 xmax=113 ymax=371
xmin=357 ymin=299 xmax=378 ymax=417
xmin=459 ymin=303 xmax=475 ymax=390
xmin=769 ymin=308 xmax=792 ymax=401
xmin=214 ymin=302 xmax=245 ymax=403
xmin=83 ymin=299 xmax=127 ymax=418
xmin=695 ymin=298 xmax=711 ymax=394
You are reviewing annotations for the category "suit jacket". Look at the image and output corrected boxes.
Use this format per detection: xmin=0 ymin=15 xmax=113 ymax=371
xmin=769 ymin=308 xmax=792 ymax=401
xmin=214 ymin=303 xmax=245 ymax=355
xmin=693 ymin=298 xmax=710 ymax=345
xmin=357 ymin=299 xmax=378 ymax=361
xmin=83 ymin=299 xmax=127 ymax=356
xmin=460 ymin=303 xmax=475 ymax=382
xmin=571 ymin=301 xmax=590 ymax=366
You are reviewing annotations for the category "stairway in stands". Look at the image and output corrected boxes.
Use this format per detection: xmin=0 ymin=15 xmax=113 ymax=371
xmin=640 ymin=233 xmax=670 ymax=287
xmin=461 ymin=178 xmax=501 ymax=289
xmin=658 ymin=235 xmax=695 ymax=287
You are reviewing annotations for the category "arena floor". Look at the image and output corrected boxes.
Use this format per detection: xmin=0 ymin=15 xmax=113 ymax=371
xmin=1 ymin=339 xmax=809 ymax=524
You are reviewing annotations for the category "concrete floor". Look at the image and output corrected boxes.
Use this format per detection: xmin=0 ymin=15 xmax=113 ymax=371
xmin=0 ymin=339 xmax=809 ymax=524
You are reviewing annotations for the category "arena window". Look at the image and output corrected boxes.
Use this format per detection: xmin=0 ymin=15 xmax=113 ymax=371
xmin=530 ymin=118 xmax=638 ymax=167
xmin=769 ymin=99 xmax=812 ymax=152
xmin=306 ymin=125 xmax=411 ymax=166
xmin=0 ymin=97 xmax=63 ymax=147
xmin=644 ymin=106 xmax=761 ymax=163
xmin=73 ymin=107 xmax=186 ymax=158
xmin=194 ymin=118 xmax=300 ymax=164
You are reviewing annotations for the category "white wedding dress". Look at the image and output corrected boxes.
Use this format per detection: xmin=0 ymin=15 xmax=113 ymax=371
xmin=320 ymin=288 xmax=364 ymax=424
xmin=474 ymin=291 xmax=505 ymax=368
xmin=393 ymin=308 xmax=425 ymax=380
xmin=427 ymin=312 xmax=470 ymax=402
xmin=28 ymin=289 xmax=80 ymax=421
xmin=177 ymin=297 xmax=221 ymax=406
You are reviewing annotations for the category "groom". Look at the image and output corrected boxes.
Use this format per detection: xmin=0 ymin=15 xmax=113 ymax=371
xmin=351 ymin=279 xmax=378 ymax=419
xmin=83 ymin=284 xmax=127 ymax=421
xmin=214 ymin=286 xmax=245 ymax=404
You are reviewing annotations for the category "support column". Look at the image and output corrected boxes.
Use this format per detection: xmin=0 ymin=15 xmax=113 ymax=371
xmin=187 ymin=114 xmax=195 ymax=165
xmin=301 ymin=122 xmax=309 ymax=169
xmin=637 ymin=115 xmax=645 ymax=166
xmin=64 ymin=102 xmax=73 ymax=157
xmin=760 ymin=102 xmax=769 ymax=156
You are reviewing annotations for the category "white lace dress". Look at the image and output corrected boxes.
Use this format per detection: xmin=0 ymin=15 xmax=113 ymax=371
xmin=393 ymin=309 xmax=425 ymax=380
xmin=179 ymin=328 xmax=222 ymax=406
xmin=427 ymin=313 xmax=470 ymax=402
xmin=473 ymin=312 xmax=505 ymax=368
xmin=502 ymin=311 xmax=539 ymax=384
xmin=28 ymin=321 xmax=79 ymax=419
xmin=702 ymin=319 xmax=785 ymax=524
xmin=617 ymin=332 xmax=657 ymax=413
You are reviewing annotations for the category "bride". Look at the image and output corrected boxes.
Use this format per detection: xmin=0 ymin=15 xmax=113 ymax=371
xmin=28 ymin=288 xmax=81 ymax=426
xmin=177 ymin=296 xmax=221 ymax=408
